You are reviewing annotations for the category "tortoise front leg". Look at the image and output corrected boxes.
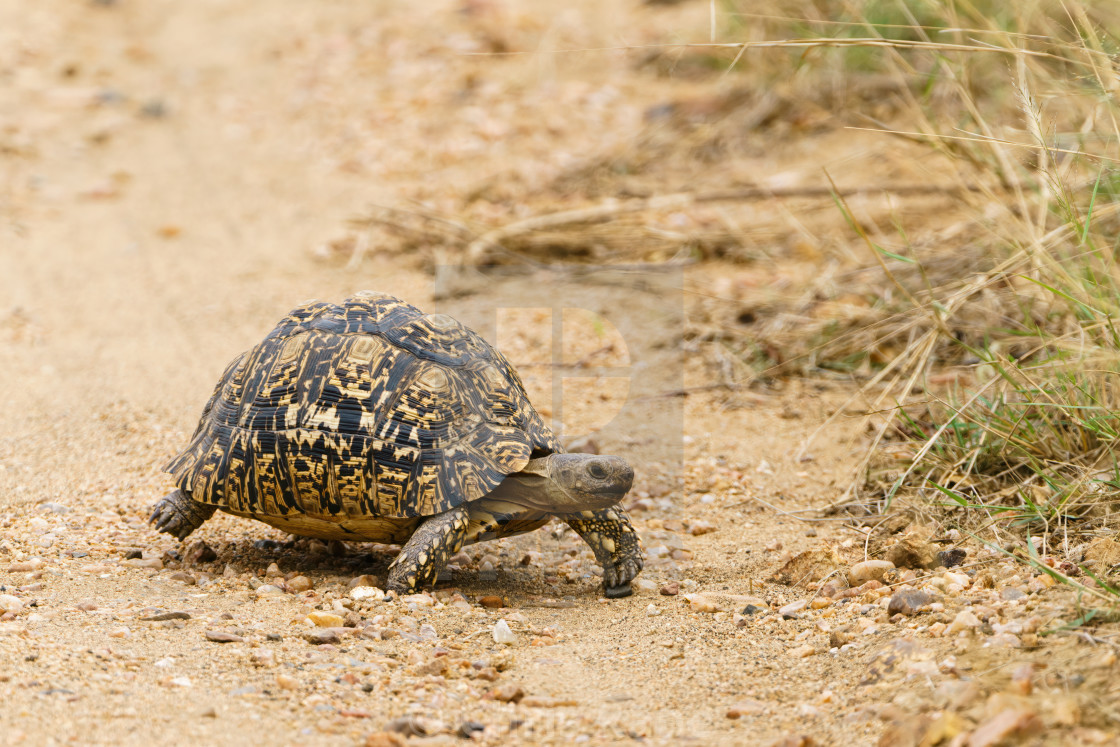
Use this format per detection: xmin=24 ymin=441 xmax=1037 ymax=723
xmin=150 ymin=488 xmax=217 ymax=540
xmin=564 ymin=506 xmax=644 ymax=598
xmin=387 ymin=505 xmax=469 ymax=593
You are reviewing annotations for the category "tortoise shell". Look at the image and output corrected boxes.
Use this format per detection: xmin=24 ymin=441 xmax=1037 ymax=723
xmin=166 ymin=291 xmax=560 ymax=525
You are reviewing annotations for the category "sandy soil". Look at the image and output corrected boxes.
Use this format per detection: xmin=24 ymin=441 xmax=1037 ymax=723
xmin=2 ymin=2 xmax=1117 ymax=746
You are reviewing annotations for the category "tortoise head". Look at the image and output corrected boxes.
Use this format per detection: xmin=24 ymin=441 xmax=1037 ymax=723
xmin=493 ymin=453 xmax=634 ymax=512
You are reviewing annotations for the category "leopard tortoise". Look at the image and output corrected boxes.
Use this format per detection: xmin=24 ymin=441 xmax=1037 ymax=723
xmin=151 ymin=291 xmax=644 ymax=597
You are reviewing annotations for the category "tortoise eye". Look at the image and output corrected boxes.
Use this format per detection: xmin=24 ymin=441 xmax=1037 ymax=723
xmin=587 ymin=461 xmax=608 ymax=479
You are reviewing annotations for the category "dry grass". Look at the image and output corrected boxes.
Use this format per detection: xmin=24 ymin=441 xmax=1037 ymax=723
xmin=747 ymin=1 xmax=1120 ymax=581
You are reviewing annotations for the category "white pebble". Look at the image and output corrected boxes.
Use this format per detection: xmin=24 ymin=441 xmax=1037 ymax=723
xmin=848 ymin=560 xmax=895 ymax=585
xmin=350 ymin=586 xmax=385 ymax=602
xmin=492 ymin=619 xmax=517 ymax=645
xmin=947 ymin=609 xmax=981 ymax=635
xmin=682 ymin=593 xmax=722 ymax=613
xmin=0 ymin=595 xmax=23 ymax=613
xmin=779 ymin=600 xmax=807 ymax=618
xmin=646 ymin=604 xmax=661 ymax=617
xmin=943 ymin=571 xmax=970 ymax=587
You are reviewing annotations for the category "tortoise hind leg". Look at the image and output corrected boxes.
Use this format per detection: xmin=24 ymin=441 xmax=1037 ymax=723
xmin=564 ymin=506 xmax=644 ymax=598
xmin=387 ymin=505 xmax=469 ymax=593
xmin=150 ymin=488 xmax=217 ymax=540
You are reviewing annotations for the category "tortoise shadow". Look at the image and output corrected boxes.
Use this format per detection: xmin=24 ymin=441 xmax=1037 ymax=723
xmin=173 ymin=535 xmax=601 ymax=600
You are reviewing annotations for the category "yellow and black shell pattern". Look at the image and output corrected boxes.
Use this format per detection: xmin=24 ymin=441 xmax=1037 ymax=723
xmin=165 ymin=292 xmax=560 ymax=523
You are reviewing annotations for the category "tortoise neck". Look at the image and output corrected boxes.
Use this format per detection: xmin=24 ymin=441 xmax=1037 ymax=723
xmin=486 ymin=456 xmax=559 ymax=512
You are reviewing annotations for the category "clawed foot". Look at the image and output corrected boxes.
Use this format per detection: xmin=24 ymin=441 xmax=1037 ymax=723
xmin=149 ymin=489 xmax=213 ymax=540
xmin=603 ymin=553 xmax=644 ymax=598
xmin=385 ymin=564 xmax=419 ymax=595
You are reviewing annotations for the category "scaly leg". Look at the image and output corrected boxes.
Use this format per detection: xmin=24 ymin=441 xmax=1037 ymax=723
xmin=387 ymin=505 xmax=470 ymax=593
xmin=150 ymin=488 xmax=218 ymax=540
xmin=564 ymin=506 xmax=644 ymax=598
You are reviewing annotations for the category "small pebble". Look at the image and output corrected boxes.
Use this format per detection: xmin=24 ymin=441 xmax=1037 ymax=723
xmin=479 ymin=595 xmax=504 ymax=609
xmin=885 ymin=538 xmax=940 ymax=569
xmin=521 ymin=696 xmax=579 ymax=707
xmin=385 ymin=716 xmax=447 ymax=736
xmin=683 ymin=593 xmax=721 ymax=613
xmin=829 ymin=627 xmax=854 ymax=648
xmin=401 ymin=593 xmax=434 ymax=607
xmin=306 ymin=628 xmax=341 ymax=645
xmin=937 ymin=548 xmax=967 ymax=568
xmin=646 ymin=604 xmax=661 ymax=617
xmin=287 ymin=575 xmax=313 ymax=592
xmin=968 ymin=707 xmax=1043 ymax=747
xmin=943 ymin=571 xmax=969 ymax=587
xmin=492 ymin=619 xmax=517 ymax=645
xmin=250 ymin=648 xmax=276 ymax=667
xmin=887 ymin=589 xmax=934 ymax=616
xmin=141 ymin=610 xmax=190 ymax=621
xmin=1010 ymin=663 xmax=1034 ymax=695
xmin=7 ymin=559 xmax=45 ymax=572
xmin=726 ymin=699 xmax=767 ymax=718
xmin=123 ymin=557 xmax=163 ymax=570
xmin=308 ymin=611 xmax=345 ymax=628
xmin=488 ymin=684 xmax=525 ymax=703
xmin=779 ymin=600 xmax=806 ymax=619
xmin=848 ymin=560 xmax=895 ymax=585
xmin=184 ymin=540 xmax=217 ymax=564
xmin=275 ymin=673 xmax=299 ymax=690
xmin=350 ymin=586 xmax=385 ymax=602
xmin=659 ymin=582 xmax=679 ymax=596
xmin=205 ymin=630 xmax=245 ymax=643
xmin=947 ymin=609 xmax=981 ymax=635
xmin=458 ymin=721 xmax=485 ymax=738
xmin=0 ymin=595 xmax=24 ymax=614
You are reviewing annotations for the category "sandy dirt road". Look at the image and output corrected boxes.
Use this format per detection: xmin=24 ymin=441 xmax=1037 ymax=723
xmin=1 ymin=2 xmax=1114 ymax=745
